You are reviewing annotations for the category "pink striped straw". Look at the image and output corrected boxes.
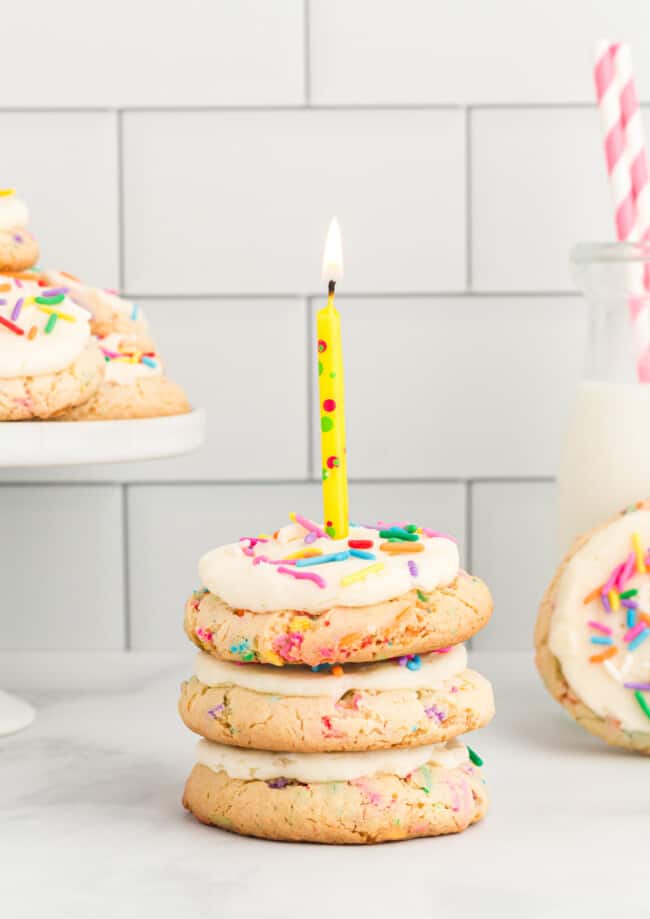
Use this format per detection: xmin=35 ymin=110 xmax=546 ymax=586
xmin=594 ymin=40 xmax=650 ymax=381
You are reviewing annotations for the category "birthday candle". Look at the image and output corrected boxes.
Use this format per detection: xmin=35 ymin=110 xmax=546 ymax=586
xmin=317 ymin=218 xmax=348 ymax=539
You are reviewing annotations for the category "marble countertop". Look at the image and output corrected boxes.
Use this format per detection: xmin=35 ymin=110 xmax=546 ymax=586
xmin=2 ymin=650 xmax=648 ymax=919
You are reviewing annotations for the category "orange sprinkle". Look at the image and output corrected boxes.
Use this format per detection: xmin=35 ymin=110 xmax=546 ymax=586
xmin=331 ymin=665 xmax=344 ymax=677
xmin=640 ymin=612 xmax=650 ymax=627
xmin=589 ymin=647 xmax=617 ymax=663
xmin=27 ymin=325 xmax=37 ymax=340
xmin=284 ymin=548 xmax=323 ymax=560
xmin=583 ymin=585 xmax=604 ymax=605
xmin=380 ymin=541 xmax=425 ymax=555
xmin=0 ymin=283 xmax=11 ymax=292
xmin=60 ymin=270 xmax=80 ymax=282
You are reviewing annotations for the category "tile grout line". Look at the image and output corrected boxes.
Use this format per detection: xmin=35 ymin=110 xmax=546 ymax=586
xmin=0 ymin=102 xmax=630 ymax=113
xmin=465 ymin=106 xmax=472 ymax=291
xmin=465 ymin=480 xmax=474 ymax=652
xmin=0 ymin=476 xmax=556 ymax=487
xmin=121 ymin=485 xmax=132 ymax=650
xmin=305 ymin=297 xmax=314 ymax=478
xmin=303 ymin=0 xmax=311 ymax=105
xmin=116 ymin=109 xmax=126 ymax=292
xmin=128 ymin=291 xmax=580 ymax=301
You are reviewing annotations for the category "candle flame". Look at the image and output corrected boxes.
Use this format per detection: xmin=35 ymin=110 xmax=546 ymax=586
xmin=321 ymin=217 xmax=343 ymax=283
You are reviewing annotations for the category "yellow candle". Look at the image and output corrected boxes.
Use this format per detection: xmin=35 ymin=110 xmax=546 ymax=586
xmin=318 ymin=218 xmax=348 ymax=539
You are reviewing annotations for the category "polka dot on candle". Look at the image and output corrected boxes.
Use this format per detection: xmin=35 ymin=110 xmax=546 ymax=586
xmin=318 ymin=339 xmax=327 ymax=353
xmin=318 ymin=361 xmax=324 ymax=376
xmin=323 ymin=399 xmax=336 ymax=412
xmin=322 ymin=468 xmax=329 ymax=481
xmin=326 ymin=456 xmax=340 ymax=469
xmin=329 ymin=371 xmax=336 ymax=379
xmin=321 ymin=416 xmax=333 ymax=433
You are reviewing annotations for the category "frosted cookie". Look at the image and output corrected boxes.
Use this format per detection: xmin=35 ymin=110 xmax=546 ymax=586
xmin=184 ymin=518 xmax=493 ymax=667
xmin=0 ymin=276 xmax=104 ymax=420
xmin=42 ymin=270 xmax=153 ymax=350
xmin=183 ymin=737 xmax=488 ymax=844
xmin=57 ymin=333 xmax=189 ymax=421
xmin=0 ymin=190 xmax=39 ymax=272
xmin=536 ymin=499 xmax=650 ymax=753
xmin=179 ymin=644 xmax=494 ymax=751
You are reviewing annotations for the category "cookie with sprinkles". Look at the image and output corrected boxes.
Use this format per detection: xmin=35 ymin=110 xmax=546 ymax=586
xmin=56 ymin=332 xmax=190 ymax=421
xmin=184 ymin=517 xmax=493 ymax=667
xmin=536 ymin=498 xmax=650 ymax=752
xmin=179 ymin=642 xmax=494 ymax=752
xmin=183 ymin=737 xmax=488 ymax=844
xmin=0 ymin=274 xmax=105 ymax=420
xmin=0 ymin=190 xmax=39 ymax=272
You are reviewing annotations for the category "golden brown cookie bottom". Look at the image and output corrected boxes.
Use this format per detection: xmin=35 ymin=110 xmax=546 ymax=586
xmin=183 ymin=759 xmax=488 ymax=844
xmin=57 ymin=376 xmax=190 ymax=421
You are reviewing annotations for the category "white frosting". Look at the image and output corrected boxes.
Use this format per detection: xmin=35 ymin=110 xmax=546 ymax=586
xmin=46 ymin=270 xmax=146 ymax=323
xmin=199 ymin=523 xmax=459 ymax=613
xmin=196 ymin=737 xmax=469 ymax=783
xmin=100 ymin=333 xmax=162 ymax=384
xmin=0 ymin=193 xmax=28 ymax=230
xmin=549 ymin=509 xmax=650 ymax=733
xmin=194 ymin=643 xmax=466 ymax=698
xmin=0 ymin=278 xmax=93 ymax=378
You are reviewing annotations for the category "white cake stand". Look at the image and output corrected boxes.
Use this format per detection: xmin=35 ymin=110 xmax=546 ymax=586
xmin=0 ymin=409 xmax=206 ymax=735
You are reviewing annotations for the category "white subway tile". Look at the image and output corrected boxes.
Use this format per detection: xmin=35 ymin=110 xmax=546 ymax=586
xmin=0 ymin=486 xmax=124 ymax=650
xmin=128 ymin=481 xmax=465 ymax=649
xmin=311 ymin=296 xmax=586 ymax=480
xmin=122 ymin=110 xmax=465 ymax=295
xmin=310 ymin=0 xmax=650 ymax=105
xmin=0 ymin=298 xmax=309 ymax=483
xmin=471 ymin=481 xmax=557 ymax=651
xmin=1 ymin=113 xmax=119 ymax=288
xmin=471 ymin=108 xmax=616 ymax=292
xmin=0 ymin=0 xmax=304 ymax=106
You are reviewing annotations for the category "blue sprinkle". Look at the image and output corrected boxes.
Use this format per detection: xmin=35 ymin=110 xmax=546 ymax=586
xmin=349 ymin=549 xmax=376 ymax=560
xmin=295 ymin=551 xmax=350 ymax=567
xmin=406 ymin=655 xmax=422 ymax=671
xmin=590 ymin=636 xmax=613 ymax=645
xmin=130 ymin=303 xmax=139 ymax=320
xmin=311 ymin=663 xmax=331 ymax=672
xmin=627 ymin=608 xmax=637 ymax=629
xmin=628 ymin=629 xmax=650 ymax=651
xmin=141 ymin=356 xmax=157 ymax=368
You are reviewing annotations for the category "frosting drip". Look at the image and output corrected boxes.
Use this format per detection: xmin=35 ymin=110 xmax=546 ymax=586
xmin=199 ymin=521 xmax=459 ymax=613
xmin=549 ymin=508 xmax=650 ymax=733
xmin=196 ymin=737 xmax=469 ymax=782
xmin=0 ymin=276 xmax=92 ymax=378
xmin=194 ymin=643 xmax=466 ymax=698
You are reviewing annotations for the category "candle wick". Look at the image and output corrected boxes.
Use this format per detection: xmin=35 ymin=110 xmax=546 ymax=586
xmin=328 ymin=280 xmax=336 ymax=296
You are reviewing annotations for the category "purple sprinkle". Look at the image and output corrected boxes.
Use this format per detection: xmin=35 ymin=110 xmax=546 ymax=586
xmin=622 ymin=599 xmax=639 ymax=609
xmin=397 ymin=656 xmax=409 ymax=667
xmin=12 ymin=233 xmax=23 ymax=243
xmin=623 ymin=682 xmax=650 ymax=690
xmin=40 ymin=287 xmax=69 ymax=297
xmin=304 ymin=531 xmax=318 ymax=544
xmin=207 ymin=704 xmax=225 ymax=718
xmin=266 ymin=777 xmax=290 ymax=789
xmin=0 ymin=299 xmax=5 ymax=306
xmin=408 ymin=560 xmax=418 ymax=577
xmin=424 ymin=705 xmax=447 ymax=723
xmin=600 ymin=592 xmax=612 ymax=614
xmin=10 ymin=297 xmax=24 ymax=321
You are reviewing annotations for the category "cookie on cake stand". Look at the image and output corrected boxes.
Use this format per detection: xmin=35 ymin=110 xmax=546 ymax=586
xmin=0 ymin=189 xmax=39 ymax=273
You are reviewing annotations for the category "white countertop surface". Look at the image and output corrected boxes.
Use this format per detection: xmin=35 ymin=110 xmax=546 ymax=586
xmin=1 ymin=650 xmax=648 ymax=919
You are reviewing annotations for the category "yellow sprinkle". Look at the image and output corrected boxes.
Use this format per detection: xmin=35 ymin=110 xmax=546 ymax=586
xmin=37 ymin=305 xmax=76 ymax=322
xmin=608 ymin=590 xmax=620 ymax=612
xmin=0 ymin=188 xmax=15 ymax=197
xmin=340 ymin=562 xmax=385 ymax=586
xmin=284 ymin=548 xmax=323 ymax=560
xmin=289 ymin=615 xmax=312 ymax=633
xmin=633 ymin=531 xmax=647 ymax=573
xmin=260 ymin=650 xmax=284 ymax=667
xmin=257 ymin=533 xmax=271 ymax=539
xmin=289 ymin=512 xmax=297 ymax=522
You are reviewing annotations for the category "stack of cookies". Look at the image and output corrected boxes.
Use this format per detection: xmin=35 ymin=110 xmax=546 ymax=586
xmin=180 ymin=515 xmax=496 ymax=844
xmin=0 ymin=188 xmax=189 ymax=422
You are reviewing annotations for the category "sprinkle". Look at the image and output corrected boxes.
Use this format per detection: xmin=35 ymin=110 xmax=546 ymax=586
xmin=624 ymin=621 xmax=646 ymax=643
xmin=284 ymin=548 xmax=323 ymax=560
xmin=331 ymin=665 xmax=344 ymax=677
xmin=640 ymin=612 xmax=650 ymax=627
xmin=622 ymin=653 xmax=635 ymax=675
xmin=603 ymin=660 xmax=622 ymax=682
xmin=621 ymin=598 xmax=638 ymax=609
xmin=627 ymin=609 xmax=637 ymax=629
xmin=289 ymin=512 xmax=326 ymax=539
xmin=628 ymin=629 xmax=649 ymax=651
xmin=0 ymin=285 xmax=9 ymax=293
xmin=633 ymin=532 xmax=647 ymax=573
xmin=44 ymin=313 xmax=58 ymax=334
xmin=420 ymin=527 xmax=457 ymax=543
xmin=9 ymin=297 xmax=24 ymax=321
xmin=101 ymin=347 xmax=121 ymax=359
xmin=27 ymin=325 xmax=37 ymax=340
xmin=295 ymin=551 xmax=349 ymax=567
xmin=634 ymin=691 xmax=650 ymax=720
xmin=467 ymin=746 xmax=483 ymax=767
xmin=404 ymin=524 xmax=418 ymax=533
xmin=408 ymin=560 xmax=418 ymax=576
xmin=266 ymin=777 xmax=291 ymax=789
xmin=607 ymin=590 xmax=620 ymax=612
xmin=349 ymin=549 xmax=376 ymax=560
xmin=141 ymin=356 xmax=157 ymax=368
xmin=583 ymin=585 xmax=605 ymax=605
xmin=624 ymin=682 xmax=650 ymax=690
xmin=397 ymin=656 xmax=409 ymax=667
xmin=39 ymin=287 xmax=69 ymax=297
xmin=340 ymin=562 xmax=384 ymax=586
xmin=0 ymin=315 xmax=24 ymax=336
xmin=379 ymin=527 xmax=419 ymax=542
xmin=601 ymin=593 xmax=612 ymax=614
xmin=406 ymin=655 xmax=421 ymax=671
xmin=37 ymin=305 xmax=76 ymax=322
xmin=0 ymin=188 xmax=15 ymax=196
xmin=35 ymin=294 xmax=65 ymax=306
xmin=348 ymin=539 xmax=374 ymax=549
xmin=434 ymin=646 xmax=451 ymax=654
xmin=416 ymin=590 xmax=429 ymax=603
xmin=603 ymin=562 xmax=624 ymax=595
xmin=207 ymin=704 xmax=224 ymax=718
xmin=424 ymin=704 xmax=446 ymax=722
xmin=588 ymin=620 xmax=612 ymax=635
xmin=590 ymin=636 xmax=613 ymax=645
xmin=589 ymin=646 xmax=617 ymax=663
xmin=617 ymin=552 xmax=637 ymax=589
xmin=620 ymin=589 xmax=639 ymax=599
xmin=380 ymin=541 xmax=425 ymax=555
xmin=131 ymin=303 xmax=139 ymax=320
xmin=277 ymin=566 xmax=326 ymax=589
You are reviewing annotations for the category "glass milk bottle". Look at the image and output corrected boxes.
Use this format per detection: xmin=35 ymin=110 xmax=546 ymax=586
xmin=558 ymin=242 xmax=650 ymax=554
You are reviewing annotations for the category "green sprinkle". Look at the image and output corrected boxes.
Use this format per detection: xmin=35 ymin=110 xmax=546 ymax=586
xmin=620 ymin=589 xmax=639 ymax=599
xmin=44 ymin=313 xmax=58 ymax=334
xmin=405 ymin=524 xmax=418 ymax=533
xmin=635 ymin=691 xmax=650 ymax=720
xmin=35 ymin=294 xmax=65 ymax=306
xmin=242 ymin=651 xmax=255 ymax=662
xmin=416 ymin=590 xmax=429 ymax=603
xmin=467 ymin=746 xmax=483 ymax=767
xmin=379 ymin=528 xmax=419 ymax=542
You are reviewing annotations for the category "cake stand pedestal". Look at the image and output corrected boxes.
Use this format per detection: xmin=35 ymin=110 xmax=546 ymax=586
xmin=0 ymin=409 xmax=206 ymax=735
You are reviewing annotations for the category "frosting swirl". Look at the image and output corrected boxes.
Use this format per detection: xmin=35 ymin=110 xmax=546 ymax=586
xmin=199 ymin=520 xmax=459 ymax=613
xmin=0 ymin=190 xmax=29 ymax=231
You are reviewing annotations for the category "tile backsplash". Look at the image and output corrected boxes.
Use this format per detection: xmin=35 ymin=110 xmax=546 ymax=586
xmin=3 ymin=0 xmax=646 ymax=654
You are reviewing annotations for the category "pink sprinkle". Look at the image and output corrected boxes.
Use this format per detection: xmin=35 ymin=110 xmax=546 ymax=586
xmin=241 ymin=546 xmax=255 ymax=557
xmin=588 ymin=620 xmax=612 ymax=635
xmin=253 ymin=555 xmax=296 ymax=566
xmin=277 ymin=565 xmax=326 ymax=588
xmin=240 ymin=536 xmax=268 ymax=548
xmin=420 ymin=527 xmax=458 ymax=543
xmin=434 ymin=646 xmax=452 ymax=654
xmin=14 ymin=278 xmax=23 ymax=288
xmin=603 ymin=562 xmax=624 ymax=594
xmin=293 ymin=514 xmax=326 ymax=539
xmin=624 ymin=621 xmax=646 ymax=642
xmin=617 ymin=552 xmax=637 ymax=589
xmin=100 ymin=347 xmax=121 ymax=359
